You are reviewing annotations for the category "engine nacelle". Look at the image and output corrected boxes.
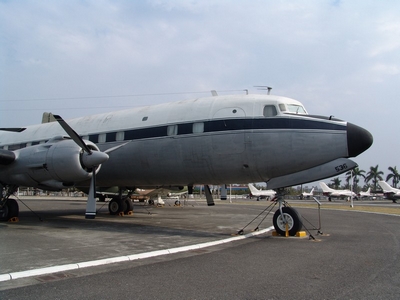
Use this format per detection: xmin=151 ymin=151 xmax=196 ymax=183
xmin=0 ymin=137 xmax=101 ymax=190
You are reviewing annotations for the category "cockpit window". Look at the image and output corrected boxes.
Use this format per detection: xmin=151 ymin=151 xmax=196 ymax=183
xmin=279 ymin=104 xmax=286 ymax=112
xmin=286 ymin=104 xmax=307 ymax=114
xmin=263 ymin=105 xmax=277 ymax=117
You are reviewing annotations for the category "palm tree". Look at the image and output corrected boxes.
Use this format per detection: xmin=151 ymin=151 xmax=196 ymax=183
xmin=346 ymin=167 xmax=365 ymax=193
xmin=366 ymin=165 xmax=384 ymax=192
xmin=330 ymin=177 xmax=341 ymax=189
xmin=386 ymin=166 xmax=400 ymax=188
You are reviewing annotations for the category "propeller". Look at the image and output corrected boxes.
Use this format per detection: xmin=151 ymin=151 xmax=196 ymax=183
xmin=53 ymin=114 xmax=109 ymax=219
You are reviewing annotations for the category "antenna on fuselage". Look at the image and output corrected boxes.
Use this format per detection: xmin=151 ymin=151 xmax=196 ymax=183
xmin=211 ymin=90 xmax=218 ymax=96
xmin=254 ymin=86 xmax=272 ymax=95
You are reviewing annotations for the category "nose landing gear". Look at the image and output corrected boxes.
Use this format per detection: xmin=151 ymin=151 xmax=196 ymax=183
xmin=272 ymin=188 xmax=303 ymax=236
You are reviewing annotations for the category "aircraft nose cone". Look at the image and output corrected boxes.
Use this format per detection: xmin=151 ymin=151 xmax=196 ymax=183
xmin=347 ymin=122 xmax=373 ymax=157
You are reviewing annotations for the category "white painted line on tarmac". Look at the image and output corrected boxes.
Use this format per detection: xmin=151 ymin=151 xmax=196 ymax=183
xmin=0 ymin=226 xmax=274 ymax=282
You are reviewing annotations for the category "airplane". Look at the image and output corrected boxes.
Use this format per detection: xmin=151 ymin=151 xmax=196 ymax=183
xmin=134 ymin=187 xmax=188 ymax=205
xmin=319 ymin=182 xmax=357 ymax=201
xmin=358 ymin=187 xmax=374 ymax=199
xmin=299 ymin=188 xmax=314 ymax=200
xmin=378 ymin=181 xmax=400 ymax=203
xmin=248 ymin=183 xmax=276 ymax=200
xmin=0 ymin=92 xmax=373 ymax=236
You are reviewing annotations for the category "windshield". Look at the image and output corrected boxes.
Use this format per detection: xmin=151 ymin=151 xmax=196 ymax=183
xmin=286 ymin=104 xmax=307 ymax=114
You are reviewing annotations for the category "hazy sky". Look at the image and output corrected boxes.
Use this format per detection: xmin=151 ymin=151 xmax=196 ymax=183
xmin=1 ymin=0 xmax=399 ymax=184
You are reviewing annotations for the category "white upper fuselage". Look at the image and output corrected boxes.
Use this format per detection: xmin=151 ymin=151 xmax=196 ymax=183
xmin=0 ymin=94 xmax=309 ymax=146
xmin=0 ymin=94 xmax=352 ymax=189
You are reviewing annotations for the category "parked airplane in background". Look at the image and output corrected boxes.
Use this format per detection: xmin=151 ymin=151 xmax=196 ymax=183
xmin=299 ymin=188 xmax=314 ymax=199
xmin=248 ymin=183 xmax=276 ymax=200
xmin=0 ymin=92 xmax=373 ymax=235
xmin=358 ymin=187 xmax=374 ymax=199
xmin=132 ymin=187 xmax=187 ymax=206
xmin=319 ymin=182 xmax=357 ymax=201
xmin=378 ymin=181 xmax=400 ymax=203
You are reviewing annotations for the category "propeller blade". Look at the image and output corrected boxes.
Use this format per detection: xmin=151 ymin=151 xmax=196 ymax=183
xmin=85 ymin=170 xmax=97 ymax=219
xmin=104 ymin=142 xmax=129 ymax=154
xmin=53 ymin=114 xmax=92 ymax=154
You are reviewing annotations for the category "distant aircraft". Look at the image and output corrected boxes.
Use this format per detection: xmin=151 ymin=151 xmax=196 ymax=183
xmin=319 ymin=182 xmax=357 ymax=201
xmin=358 ymin=187 xmax=373 ymax=199
xmin=0 ymin=93 xmax=373 ymax=235
xmin=248 ymin=184 xmax=276 ymax=200
xmin=131 ymin=187 xmax=187 ymax=206
xmin=378 ymin=181 xmax=400 ymax=203
xmin=299 ymin=188 xmax=314 ymax=199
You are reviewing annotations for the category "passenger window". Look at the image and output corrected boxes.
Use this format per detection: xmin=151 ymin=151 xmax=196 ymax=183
xmin=263 ymin=105 xmax=277 ymax=117
xmin=193 ymin=122 xmax=204 ymax=133
xmin=116 ymin=132 xmax=124 ymax=141
xmin=98 ymin=133 xmax=106 ymax=143
xmin=167 ymin=125 xmax=178 ymax=136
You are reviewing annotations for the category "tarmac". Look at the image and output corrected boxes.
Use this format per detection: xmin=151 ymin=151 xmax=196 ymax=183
xmin=1 ymin=196 xmax=400 ymax=299
xmin=0 ymin=196 xmax=275 ymax=277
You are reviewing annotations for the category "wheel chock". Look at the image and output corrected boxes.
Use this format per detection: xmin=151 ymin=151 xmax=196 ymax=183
xmin=126 ymin=211 xmax=133 ymax=215
xmin=8 ymin=217 xmax=19 ymax=223
xmin=118 ymin=212 xmax=124 ymax=217
xmin=296 ymin=231 xmax=307 ymax=237
xmin=272 ymin=230 xmax=307 ymax=237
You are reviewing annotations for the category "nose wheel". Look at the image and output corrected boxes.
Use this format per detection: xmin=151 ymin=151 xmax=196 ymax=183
xmin=273 ymin=206 xmax=302 ymax=236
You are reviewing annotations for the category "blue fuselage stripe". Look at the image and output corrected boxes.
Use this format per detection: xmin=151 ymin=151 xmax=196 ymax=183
xmin=2 ymin=117 xmax=346 ymax=150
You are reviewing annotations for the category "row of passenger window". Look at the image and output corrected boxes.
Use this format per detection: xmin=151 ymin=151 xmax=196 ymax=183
xmin=1 ymin=122 xmax=206 ymax=151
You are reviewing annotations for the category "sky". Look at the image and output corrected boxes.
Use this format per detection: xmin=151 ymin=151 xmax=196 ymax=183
xmin=1 ymin=0 xmax=399 ymax=185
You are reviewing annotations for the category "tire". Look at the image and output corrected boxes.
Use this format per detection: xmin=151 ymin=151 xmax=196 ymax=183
xmin=124 ymin=198 xmax=133 ymax=213
xmin=108 ymin=198 xmax=127 ymax=215
xmin=273 ymin=207 xmax=302 ymax=236
xmin=0 ymin=203 xmax=9 ymax=221
xmin=0 ymin=199 xmax=19 ymax=221
xmin=148 ymin=199 xmax=155 ymax=206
